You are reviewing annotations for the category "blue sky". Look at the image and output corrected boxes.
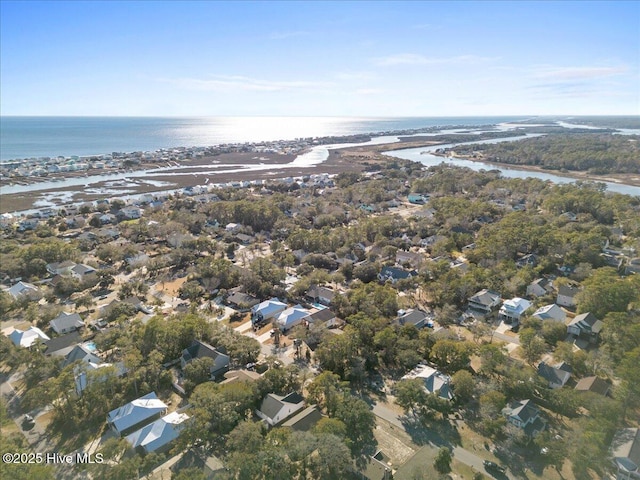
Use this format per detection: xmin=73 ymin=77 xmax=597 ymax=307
xmin=1 ymin=1 xmax=638 ymax=116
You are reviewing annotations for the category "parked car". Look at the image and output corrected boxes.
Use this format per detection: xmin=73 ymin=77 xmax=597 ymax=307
xmin=483 ymin=460 xmax=506 ymax=473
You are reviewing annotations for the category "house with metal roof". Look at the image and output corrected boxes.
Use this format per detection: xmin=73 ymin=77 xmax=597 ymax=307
xmin=251 ymin=298 xmax=288 ymax=326
xmin=275 ymin=305 xmax=311 ymax=332
xmin=125 ymin=411 xmax=189 ymax=454
xmin=7 ymin=326 xmax=50 ymax=348
xmin=107 ymin=392 xmax=168 ymax=436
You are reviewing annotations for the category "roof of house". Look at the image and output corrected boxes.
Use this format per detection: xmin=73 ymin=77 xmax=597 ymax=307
xmin=500 ymin=297 xmax=532 ymax=315
xmin=181 ymin=340 xmax=229 ymax=373
xmin=8 ymin=281 xmax=39 ymax=298
xmin=309 ymin=308 xmax=336 ymax=323
xmin=574 ymin=376 xmax=611 ymax=396
xmin=44 ymin=331 xmax=82 ymax=356
xmin=276 ymin=306 xmax=311 ymax=329
xmin=611 ymin=428 xmax=640 ymax=474
xmin=125 ymin=411 xmax=189 ymax=453
xmin=281 ymin=405 xmax=323 ymax=431
xmin=221 ymin=369 xmax=261 ymax=385
xmin=537 ymin=362 xmax=572 ymax=387
xmin=259 ymin=392 xmax=304 ymax=421
xmin=396 ymin=309 xmax=430 ymax=328
xmin=379 ymin=266 xmax=416 ymax=280
xmin=107 ymin=392 xmax=168 ymax=434
xmin=568 ymin=312 xmax=603 ymax=333
xmin=504 ymin=399 xmax=540 ymax=425
xmin=468 ymin=289 xmax=501 ymax=307
xmin=530 ymin=277 xmax=552 ymax=290
xmin=251 ymin=298 xmax=287 ymax=316
xmin=50 ymin=312 xmax=84 ymax=332
xmin=532 ymin=304 xmax=566 ymax=321
xmin=226 ymin=291 xmax=259 ymax=308
xmin=307 ymin=285 xmax=336 ymax=301
xmin=402 ymin=364 xmax=453 ymax=400
xmin=8 ymin=326 xmax=50 ymax=348
xmin=558 ymin=284 xmax=580 ymax=298
xmin=64 ymin=343 xmax=102 ymax=367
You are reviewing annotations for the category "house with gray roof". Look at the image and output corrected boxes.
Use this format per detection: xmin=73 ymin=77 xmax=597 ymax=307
xmin=467 ymin=289 xmax=502 ymax=315
xmin=44 ymin=331 xmax=82 ymax=356
xmin=256 ymin=392 xmax=305 ymax=427
xmin=502 ymin=399 xmax=545 ymax=437
xmin=50 ymin=312 xmax=85 ymax=335
xmin=532 ymin=304 xmax=566 ymax=322
xmin=537 ymin=361 xmax=572 ymax=389
xmin=526 ymin=277 xmax=554 ymax=298
xmin=107 ymin=392 xmax=168 ymax=437
xmin=180 ymin=340 xmax=230 ymax=379
xmin=402 ymin=364 xmax=453 ymax=401
xmin=281 ymin=405 xmax=323 ymax=432
xmin=557 ymin=284 xmax=580 ymax=308
xmin=567 ymin=312 xmax=602 ymax=344
xmin=394 ymin=309 xmax=432 ymax=329
xmin=7 ymin=281 xmax=41 ymax=300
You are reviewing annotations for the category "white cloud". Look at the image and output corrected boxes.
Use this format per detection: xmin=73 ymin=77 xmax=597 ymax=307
xmin=160 ymin=75 xmax=334 ymax=92
xmin=373 ymin=53 xmax=498 ymax=67
xmin=532 ymin=65 xmax=628 ymax=80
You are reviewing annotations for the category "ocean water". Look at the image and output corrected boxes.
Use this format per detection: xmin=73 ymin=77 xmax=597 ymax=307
xmin=0 ymin=116 xmax=524 ymax=161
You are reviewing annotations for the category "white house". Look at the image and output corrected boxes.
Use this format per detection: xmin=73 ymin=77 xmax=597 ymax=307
xmin=557 ymin=284 xmax=580 ymax=308
xmin=275 ymin=305 xmax=311 ymax=332
xmin=499 ymin=297 xmax=531 ymax=324
xmin=256 ymin=392 xmax=305 ymax=427
xmin=125 ymin=411 xmax=189 ymax=454
xmin=251 ymin=298 xmax=287 ymax=326
xmin=7 ymin=326 xmax=50 ymax=348
xmin=402 ymin=364 xmax=453 ymax=401
xmin=531 ymin=304 xmax=566 ymax=322
xmin=107 ymin=392 xmax=168 ymax=437
xmin=502 ymin=399 xmax=545 ymax=437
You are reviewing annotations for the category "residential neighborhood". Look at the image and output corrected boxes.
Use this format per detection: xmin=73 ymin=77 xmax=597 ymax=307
xmin=1 ymin=158 xmax=639 ymax=480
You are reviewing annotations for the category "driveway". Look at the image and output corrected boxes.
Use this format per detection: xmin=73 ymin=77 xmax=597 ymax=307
xmin=372 ymin=400 xmax=515 ymax=479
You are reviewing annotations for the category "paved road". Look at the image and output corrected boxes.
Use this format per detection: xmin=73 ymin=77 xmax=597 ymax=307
xmin=372 ymin=401 xmax=515 ymax=479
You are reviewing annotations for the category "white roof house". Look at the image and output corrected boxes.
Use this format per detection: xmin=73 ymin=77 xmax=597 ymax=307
xmin=8 ymin=326 xmax=50 ymax=348
xmin=8 ymin=281 xmax=40 ymax=300
xmin=251 ymin=298 xmax=287 ymax=325
xmin=402 ymin=364 xmax=453 ymax=401
xmin=499 ymin=298 xmax=531 ymax=324
xmin=531 ymin=304 xmax=566 ymax=322
xmin=275 ymin=305 xmax=311 ymax=332
xmin=107 ymin=392 xmax=168 ymax=436
xmin=125 ymin=411 xmax=189 ymax=454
